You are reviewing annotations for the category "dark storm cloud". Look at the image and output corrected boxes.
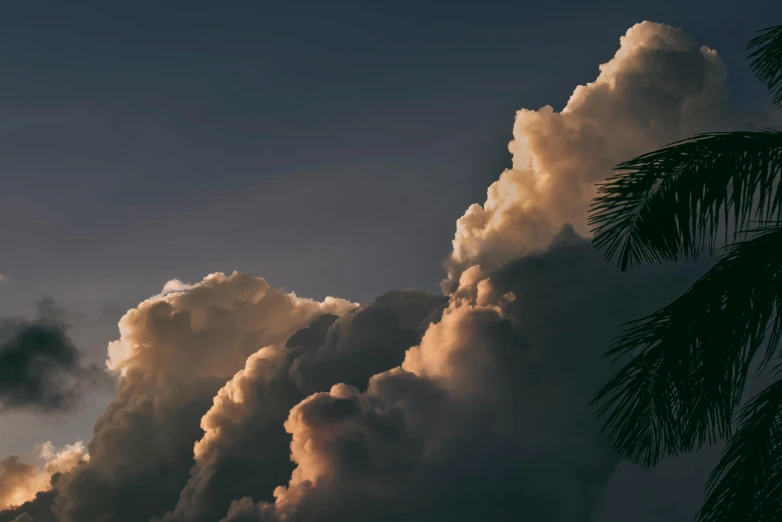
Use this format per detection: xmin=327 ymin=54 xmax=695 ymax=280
xmin=0 ymin=299 xmax=105 ymax=413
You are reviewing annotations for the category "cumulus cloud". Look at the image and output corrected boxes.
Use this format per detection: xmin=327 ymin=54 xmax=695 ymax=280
xmin=211 ymin=21 xmax=762 ymax=521
xmin=158 ymin=290 xmax=445 ymax=522
xmin=11 ymin=273 xmax=354 ymax=522
xmin=105 ymin=272 xmax=355 ymax=374
xmin=0 ymin=299 xmax=106 ymax=413
xmin=217 ymin=228 xmax=708 ymax=522
xmin=0 ymin=443 xmax=87 ymax=510
xmin=0 ymin=20 xmax=769 ymax=522
xmin=442 ymin=21 xmax=777 ymax=291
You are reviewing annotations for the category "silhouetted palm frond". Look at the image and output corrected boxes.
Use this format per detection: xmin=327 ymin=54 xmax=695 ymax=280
xmin=589 ymin=130 xmax=782 ymax=271
xmin=592 ymin=223 xmax=782 ymax=467
xmin=697 ymin=376 xmax=782 ymax=522
xmin=748 ymin=25 xmax=782 ymax=109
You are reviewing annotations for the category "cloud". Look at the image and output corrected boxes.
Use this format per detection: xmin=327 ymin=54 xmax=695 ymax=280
xmin=0 ymin=20 xmax=771 ymax=522
xmin=0 ymin=275 xmax=7 ymax=284
xmin=0 ymin=490 xmax=56 ymax=522
xmin=210 ymin=20 xmax=766 ymax=521
xmin=442 ymin=21 xmax=777 ymax=292
xmin=105 ymin=273 xmax=356 ymax=374
xmin=217 ymin=228 xmax=708 ymax=522
xmin=35 ymin=273 xmax=355 ymax=522
xmin=0 ymin=299 xmax=107 ymax=413
xmin=0 ymin=443 xmax=87 ymax=510
xmin=158 ymin=290 xmax=446 ymax=522
xmin=0 ymin=458 xmax=41 ymax=511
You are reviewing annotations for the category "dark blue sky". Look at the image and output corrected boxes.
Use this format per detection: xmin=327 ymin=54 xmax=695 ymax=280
xmin=0 ymin=1 xmax=779 ymax=356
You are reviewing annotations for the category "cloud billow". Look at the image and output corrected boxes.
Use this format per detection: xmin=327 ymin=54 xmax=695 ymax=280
xmin=441 ymin=21 xmax=778 ymax=292
xmin=217 ymin=227 xmax=707 ymax=522
xmin=157 ymin=289 xmax=446 ymax=522
xmin=0 ymin=20 xmax=775 ymax=522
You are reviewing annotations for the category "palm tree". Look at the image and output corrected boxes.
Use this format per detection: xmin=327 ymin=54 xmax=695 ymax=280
xmin=588 ymin=25 xmax=782 ymax=522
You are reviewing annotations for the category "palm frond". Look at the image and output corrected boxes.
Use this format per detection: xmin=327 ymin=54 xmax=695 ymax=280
xmin=592 ymin=223 xmax=782 ymax=467
xmin=591 ymin=345 xmax=685 ymax=466
xmin=589 ymin=130 xmax=782 ymax=271
xmin=697 ymin=377 xmax=782 ymax=522
xmin=748 ymin=25 xmax=782 ymax=109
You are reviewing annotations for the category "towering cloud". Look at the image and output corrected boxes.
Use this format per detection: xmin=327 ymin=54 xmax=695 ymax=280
xmin=0 ymin=21 xmax=772 ymax=522
xmin=442 ymin=21 xmax=772 ymax=291
xmin=0 ymin=299 xmax=105 ymax=413
xmin=212 ymin=21 xmax=759 ymax=522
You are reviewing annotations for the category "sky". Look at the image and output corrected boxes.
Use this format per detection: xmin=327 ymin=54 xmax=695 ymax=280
xmin=0 ymin=1 xmax=781 ymax=521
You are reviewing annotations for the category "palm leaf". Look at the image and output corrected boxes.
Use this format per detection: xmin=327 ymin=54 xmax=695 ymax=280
xmin=697 ymin=377 xmax=782 ymax=522
xmin=592 ymin=223 xmax=782 ymax=467
xmin=589 ymin=130 xmax=782 ymax=271
xmin=748 ymin=25 xmax=782 ymax=109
